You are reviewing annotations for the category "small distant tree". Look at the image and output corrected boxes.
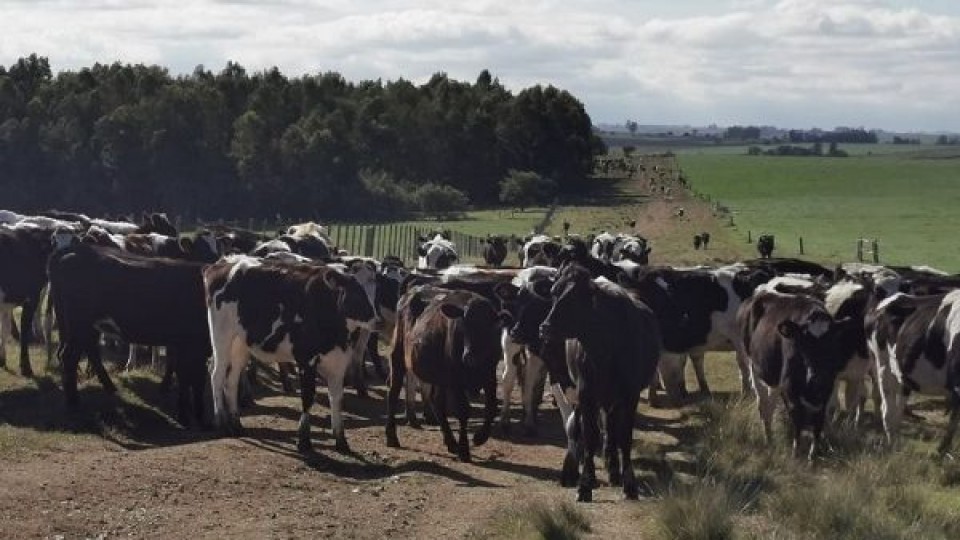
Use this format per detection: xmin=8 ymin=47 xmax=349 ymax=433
xmin=813 ymin=141 xmax=823 ymax=155
xmin=499 ymin=169 xmax=557 ymax=211
xmin=415 ymin=183 xmax=469 ymax=220
xmin=626 ymin=120 xmax=639 ymax=135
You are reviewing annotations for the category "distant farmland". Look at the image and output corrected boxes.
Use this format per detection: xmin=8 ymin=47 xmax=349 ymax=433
xmin=679 ymin=148 xmax=960 ymax=270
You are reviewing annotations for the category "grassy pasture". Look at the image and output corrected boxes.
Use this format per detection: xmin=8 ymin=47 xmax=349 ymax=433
xmin=680 ymin=152 xmax=960 ymax=270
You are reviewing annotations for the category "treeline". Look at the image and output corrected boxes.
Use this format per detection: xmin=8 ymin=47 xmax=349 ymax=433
xmin=0 ymin=55 xmax=603 ymax=220
xmin=747 ymin=141 xmax=848 ymax=157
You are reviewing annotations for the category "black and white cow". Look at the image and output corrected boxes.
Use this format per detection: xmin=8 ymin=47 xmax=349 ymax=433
xmin=538 ymin=263 xmax=661 ymax=502
xmin=737 ymin=289 xmax=854 ymax=459
xmin=47 ymin=243 xmax=212 ymax=425
xmin=520 ymin=234 xmax=562 ymax=268
xmin=867 ymin=290 xmax=960 ymax=455
xmin=611 ymin=234 xmax=651 ymax=265
xmin=205 ymin=255 xmax=376 ymax=453
xmin=589 ymin=232 xmax=618 ymax=262
xmin=616 ymin=263 xmax=772 ymax=403
xmin=418 ymin=234 xmax=458 ymax=270
xmin=385 ymin=286 xmax=506 ymax=462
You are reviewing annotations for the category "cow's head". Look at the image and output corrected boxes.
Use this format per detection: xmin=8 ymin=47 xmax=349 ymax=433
xmin=418 ymin=235 xmax=458 ymax=270
xmin=137 ymin=212 xmax=178 ymax=237
xmin=178 ymin=230 xmax=221 ymax=263
xmin=618 ymin=236 xmax=651 ymax=265
xmin=522 ymin=235 xmax=562 ymax=268
xmin=322 ymin=268 xmax=377 ymax=332
xmin=777 ymin=310 xmax=856 ymax=414
xmin=539 ymin=263 xmax=593 ymax=341
xmin=439 ymin=296 xmax=508 ymax=372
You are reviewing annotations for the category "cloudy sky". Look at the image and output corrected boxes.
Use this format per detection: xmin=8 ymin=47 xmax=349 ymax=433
xmin=3 ymin=0 xmax=959 ymax=131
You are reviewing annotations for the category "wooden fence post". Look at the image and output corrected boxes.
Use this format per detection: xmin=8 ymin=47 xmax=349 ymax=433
xmin=856 ymin=239 xmax=863 ymax=262
xmin=799 ymin=237 xmax=804 ymax=255
xmin=872 ymin=239 xmax=879 ymax=263
xmin=364 ymin=226 xmax=375 ymax=257
xmin=747 ymin=230 xmax=752 ymax=243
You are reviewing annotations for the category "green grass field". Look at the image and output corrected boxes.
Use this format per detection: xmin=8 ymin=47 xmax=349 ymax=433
xmin=680 ymin=152 xmax=960 ymax=270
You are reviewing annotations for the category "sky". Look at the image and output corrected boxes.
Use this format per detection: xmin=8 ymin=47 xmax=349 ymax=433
xmin=3 ymin=0 xmax=959 ymax=132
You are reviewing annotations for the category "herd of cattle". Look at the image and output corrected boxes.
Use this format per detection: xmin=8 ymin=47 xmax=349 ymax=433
xmin=2 ymin=209 xmax=960 ymax=503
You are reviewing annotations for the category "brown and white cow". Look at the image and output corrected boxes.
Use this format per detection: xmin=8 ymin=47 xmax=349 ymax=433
xmin=385 ymin=286 xmax=507 ymax=462
xmin=867 ymin=290 xmax=960 ymax=455
xmin=737 ymin=289 xmax=855 ymax=459
xmin=205 ymin=255 xmax=375 ymax=453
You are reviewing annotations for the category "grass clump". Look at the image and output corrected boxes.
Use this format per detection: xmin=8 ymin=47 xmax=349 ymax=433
xmin=656 ymin=481 xmax=738 ymax=540
xmin=473 ymin=499 xmax=592 ymax=540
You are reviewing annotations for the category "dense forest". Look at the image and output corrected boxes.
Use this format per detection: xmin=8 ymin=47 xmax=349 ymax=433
xmin=0 ymin=55 xmax=604 ymax=221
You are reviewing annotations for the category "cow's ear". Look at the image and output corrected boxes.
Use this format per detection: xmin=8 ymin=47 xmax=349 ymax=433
xmin=439 ymin=303 xmax=465 ymax=319
xmin=778 ymin=320 xmax=800 ymax=339
xmin=497 ymin=310 xmax=514 ymax=327
xmin=417 ymin=245 xmax=427 ymax=257
xmin=493 ymin=282 xmax=519 ymax=302
xmin=179 ymin=237 xmax=194 ymax=253
xmin=364 ymin=260 xmax=378 ymax=273
xmin=322 ymin=269 xmax=350 ymax=290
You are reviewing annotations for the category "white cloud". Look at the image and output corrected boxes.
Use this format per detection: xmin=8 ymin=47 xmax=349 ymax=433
xmin=0 ymin=0 xmax=958 ymax=130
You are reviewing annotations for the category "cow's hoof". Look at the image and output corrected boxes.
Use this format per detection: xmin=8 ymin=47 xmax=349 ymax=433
xmin=445 ymin=439 xmax=459 ymax=455
xmin=335 ymin=437 xmax=351 ymax=453
xmin=297 ymin=439 xmax=313 ymax=454
xmin=624 ymin=482 xmax=640 ymax=500
xmin=20 ymin=365 xmax=34 ymax=378
xmin=576 ymin=488 xmax=593 ymax=503
xmin=457 ymin=448 xmax=472 ymax=463
xmin=386 ymin=434 xmax=401 ymax=448
xmin=473 ymin=429 xmax=490 ymax=446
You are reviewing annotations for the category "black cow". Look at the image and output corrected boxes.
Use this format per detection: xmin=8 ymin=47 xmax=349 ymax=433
xmin=737 ymin=290 xmax=854 ymax=458
xmin=205 ymin=255 xmax=376 ymax=453
xmin=385 ymin=286 xmax=506 ymax=462
xmin=0 ymin=225 xmax=61 ymax=376
xmin=538 ymin=264 xmax=661 ymax=502
xmin=693 ymin=235 xmax=702 ymax=250
xmin=866 ymin=291 xmax=960 ymax=455
xmin=757 ymin=235 xmax=775 ymax=259
xmin=47 ymin=243 xmax=211 ymax=425
xmin=481 ymin=235 xmax=509 ymax=267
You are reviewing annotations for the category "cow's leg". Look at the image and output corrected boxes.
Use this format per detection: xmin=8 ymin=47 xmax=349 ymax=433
xmin=385 ymin=350 xmax=405 ymax=448
xmin=60 ymin=340 xmax=84 ymax=406
xmin=160 ymin=349 xmax=176 ymax=392
xmin=498 ymin=334 xmax=523 ymax=433
xmin=278 ymin=363 xmax=295 ymax=394
xmin=85 ymin=339 xmax=116 ymax=394
xmin=619 ymin=395 xmax=642 ymax=499
xmin=405 ymin=373 xmax=422 ymax=428
xmin=734 ymin=347 xmax=753 ymax=396
xmin=0 ymin=305 xmax=10 ymax=368
xmin=474 ymin=372 xmax=497 ymax=447
xmin=656 ymin=353 xmax=687 ymax=405
xmin=319 ymin=346 xmax=352 ymax=452
xmin=561 ymin=408 xmax=581 ymax=488
xmin=551 ymin=383 xmax=576 ymax=430
xmin=222 ymin=350 xmax=248 ymax=435
xmin=43 ymin=294 xmax=56 ymax=372
xmin=754 ymin=376 xmax=777 ymax=445
xmin=577 ymin=393 xmax=600 ymax=503
xmin=209 ymin=343 xmax=230 ymax=431
xmin=603 ymin=410 xmax=621 ymax=487
xmin=455 ymin=387 xmax=471 ymax=462
xmin=349 ymin=329 xmax=370 ymax=399
xmin=18 ymin=299 xmax=37 ymax=377
xmin=877 ymin=363 xmax=905 ymax=445
xmin=809 ymin=408 xmax=827 ymax=461
xmin=368 ymin=333 xmax=388 ymax=380
xmin=427 ymin=384 xmax=458 ymax=455
xmin=939 ymin=379 xmax=960 ymax=456
xmin=520 ymin=351 xmax=547 ymax=436
xmin=296 ymin=360 xmax=317 ymax=453
xmin=689 ymin=352 xmax=711 ymax=396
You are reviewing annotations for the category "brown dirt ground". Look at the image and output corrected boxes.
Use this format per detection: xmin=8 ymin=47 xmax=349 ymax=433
xmin=0 ymin=363 xmax=706 ymax=539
